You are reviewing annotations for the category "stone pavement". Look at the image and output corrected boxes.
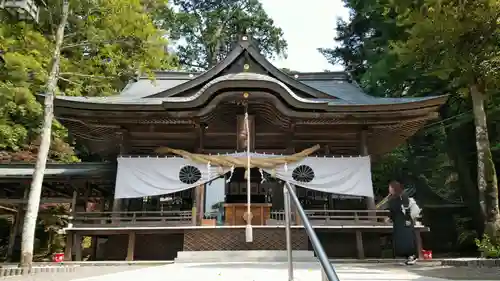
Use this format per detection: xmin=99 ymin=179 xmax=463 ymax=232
xmin=2 ymin=262 xmax=498 ymax=281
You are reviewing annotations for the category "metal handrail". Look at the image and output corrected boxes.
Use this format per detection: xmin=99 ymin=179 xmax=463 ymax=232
xmin=284 ymin=182 xmax=340 ymax=281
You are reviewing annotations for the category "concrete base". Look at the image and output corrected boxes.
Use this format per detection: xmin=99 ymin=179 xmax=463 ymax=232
xmin=174 ymin=250 xmax=317 ymax=263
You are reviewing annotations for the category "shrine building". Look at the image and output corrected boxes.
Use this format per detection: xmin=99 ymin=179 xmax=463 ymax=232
xmin=0 ymin=36 xmax=447 ymax=261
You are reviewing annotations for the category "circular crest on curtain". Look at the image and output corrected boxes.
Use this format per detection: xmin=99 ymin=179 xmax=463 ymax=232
xmin=292 ymin=165 xmax=315 ymax=183
xmin=179 ymin=165 xmax=202 ymax=184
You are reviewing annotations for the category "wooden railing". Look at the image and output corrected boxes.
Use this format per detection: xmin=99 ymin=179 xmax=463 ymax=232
xmin=269 ymin=210 xmax=391 ymax=226
xmin=71 ymin=210 xmax=193 ymax=227
xmin=69 ymin=209 xmax=393 ymax=228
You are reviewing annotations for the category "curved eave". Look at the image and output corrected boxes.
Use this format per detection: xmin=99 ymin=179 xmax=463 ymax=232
xmin=42 ymin=93 xmax=448 ymax=117
xmin=38 ymin=95 xmax=165 ymax=112
xmin=160 ymin=74 xmax=331 ymax=111
xmin=48 ymin=96 xmax=447 ymax=125
xmin=148 ymin=39 xmax=332 ymax=99
xmin=324 ymin=95 xmax=449 ymax=112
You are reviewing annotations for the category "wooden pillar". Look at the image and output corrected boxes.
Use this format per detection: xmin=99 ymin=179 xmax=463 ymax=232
xmin=126 ymin=232 xmax=136 ymax=261
xmin=192 ymin=120 xmax=205 ymax=226
xmin=287 ymin=184 xmax=301 ymax=225
xmin=354 ymin=213 xmax=365 ymax=259
xmin=113 ymin=129 xmax=130 ymax=218
xmin=7 ymin=208 xmax=21 ymax=261
xmin=90 ymin=199 xmax=106 ymax=260
xmin=64 ymin=232 xmax=73 ymax=261
xmin=360 ymin=130 xmax=376 ymax=211
xmin=6 ymin=187 xmax=28 ymax=261
xmin=196 ymin=119 xmax=205 ymax=154
xmin=74 ymin=233 xmax=82 ymax=261
xmin=70 ymin=189 xmax=77 ymax=216
xmin=195 ymin=185 xmax=205 ymax=225
xmin=415 ymin=229 xmax=424 ymax=259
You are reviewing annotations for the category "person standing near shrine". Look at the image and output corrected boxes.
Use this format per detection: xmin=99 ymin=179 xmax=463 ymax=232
xmin=387 ymin=180 xmax=418 ymax=265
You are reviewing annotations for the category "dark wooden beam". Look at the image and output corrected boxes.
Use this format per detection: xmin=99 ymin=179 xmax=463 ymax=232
xmin=196 ymin=119 xmax=205 ymax=153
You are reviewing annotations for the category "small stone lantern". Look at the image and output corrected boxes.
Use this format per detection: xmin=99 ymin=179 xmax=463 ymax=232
xmin=0 ymin=0 xmax=45 ymax=22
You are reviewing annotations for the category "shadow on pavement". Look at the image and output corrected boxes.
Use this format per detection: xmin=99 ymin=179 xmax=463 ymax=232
xmin=391 ymin=264 xmax=500 ymax=280
xmin=187 ymin=262 xmax=500 ymax=280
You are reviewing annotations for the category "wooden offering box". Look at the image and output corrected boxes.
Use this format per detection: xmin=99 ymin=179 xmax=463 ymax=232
xmin=223 ymin=203 xmax=272 ymax=225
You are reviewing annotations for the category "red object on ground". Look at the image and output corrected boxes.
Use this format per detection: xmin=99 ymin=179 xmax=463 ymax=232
xmin=53 ymin=253 xmax=64 ymax=262
xmin=422 ymin=250 xmax=432 ymax=260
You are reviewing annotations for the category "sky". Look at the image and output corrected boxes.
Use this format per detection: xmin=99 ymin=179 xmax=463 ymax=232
xmin=259 ymin=0 xmax=350 ymax=72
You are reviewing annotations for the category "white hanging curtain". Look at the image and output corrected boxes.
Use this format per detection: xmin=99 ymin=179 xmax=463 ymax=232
xmin=114 ymin=154 xmax=373 ymax=199
xmin=114 ymin=157 xmax=228 ymax=199
xmin=262 ymin=156 xmax=373 ymax=198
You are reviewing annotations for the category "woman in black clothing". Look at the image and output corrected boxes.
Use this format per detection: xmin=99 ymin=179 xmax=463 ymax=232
xmin=387 ymin=180 xmax=417 ymax=265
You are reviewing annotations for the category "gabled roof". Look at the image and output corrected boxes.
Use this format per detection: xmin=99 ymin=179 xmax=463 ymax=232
xmin=46 ymin=36 xmax=447 ymax=110
xmin=146 ymin=37 xmax=332 ymax=99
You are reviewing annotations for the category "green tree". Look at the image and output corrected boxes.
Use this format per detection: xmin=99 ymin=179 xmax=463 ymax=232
xmin=21 ymin=0 xmax=70 ymax=267
xmin=162 ymin=0 xmax=287 ymax=70
xmin=38 ymin=204 xmax=70 ymax=254
xmin=320 ymin=0 xmax=494 ymax=240
xmin=1 ymin=0 xmax=177 ymax=266
xmin=390 ymin=0 xmax=500 ymax=238
xmin=0 ymin=0 xmax=176 ymax=163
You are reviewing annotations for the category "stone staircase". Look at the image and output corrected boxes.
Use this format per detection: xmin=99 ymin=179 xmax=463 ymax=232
xmin=174 ymin=250 xmax=317 ymax=263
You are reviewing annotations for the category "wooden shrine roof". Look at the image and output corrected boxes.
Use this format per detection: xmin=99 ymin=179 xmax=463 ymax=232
xmin=46 ymin=37 xmax=447 ymax=109
xmin=39 ymin=36 xmax=448 ymax=157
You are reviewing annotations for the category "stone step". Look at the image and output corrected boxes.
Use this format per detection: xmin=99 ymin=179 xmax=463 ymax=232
xmin=174 ymin=250 xmax=317 ymax=263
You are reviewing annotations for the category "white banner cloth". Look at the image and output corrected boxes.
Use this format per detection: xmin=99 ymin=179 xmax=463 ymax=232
xmin=263 ymin=156 xmax=373 ymax=198
xmin=115 ymin=157 xmax=228 ymax=199
xmin=114 ymin=154 xmax=373 ymax=199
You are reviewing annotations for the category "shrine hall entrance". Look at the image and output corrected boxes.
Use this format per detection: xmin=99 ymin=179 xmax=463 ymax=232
xmin=224 ymin=168 xmax=277 ymax=206
xmin=217 ymin=167 xmax=283 ymax=226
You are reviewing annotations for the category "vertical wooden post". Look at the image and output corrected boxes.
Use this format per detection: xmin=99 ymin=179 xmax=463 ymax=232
xmin=113 ymin=129 xmax=129 ymax=221
xmin=415 ymin=229 xmax=424 ymax=259
xmin=191 ymin=206 xmax=197 ymax=226
xmin=70 ymin=189 xmax=77 ymax=216
xmin=74 ymin=234 xmax=82 ymax=261
xmin=64 ymin=232 xmax=73 ymax=261
xmin=289 ymin=185 xmax=301 ymax=225
xmin=354 ymin=212 xmax=365 ymax=259
xmin=7 ymin=209 xmax=21 ymax=261
xmin=195 ymin=185 xmax=205 ymax=225
xmin=126 ymin=232 xmax=136 ymax=261
xmin=194 ymin=120 xmax=205 ymax=226
xmin=360 ymin=130 xmax=376 ymax=212
xmin=7 ymin=187 xmax=28 ymax=261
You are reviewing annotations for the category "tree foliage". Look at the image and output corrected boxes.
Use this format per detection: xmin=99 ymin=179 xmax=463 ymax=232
xmin=0 ymin=0 xmax=177 ymax=162
xmin=323 ymin=0 xmax=500 ymax=247
xmin=389 ymin=0 xmax=500 ymax=239
xmin=161 ymin=0 xmax=287 ymax=70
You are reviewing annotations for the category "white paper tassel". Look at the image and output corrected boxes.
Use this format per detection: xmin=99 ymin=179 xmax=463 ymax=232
xmin=259 ymin=168 xmax=265 ymax=183
xmin=226 ymin=166 xmax=235 ymax=183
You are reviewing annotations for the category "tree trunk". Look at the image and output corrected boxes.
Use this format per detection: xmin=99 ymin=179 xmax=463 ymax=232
xmin=441 ymin=103 xmax=485 ymax=236
xmin=20 ymin=1 xmax=70 ymax=268
xmin=470 ymin=84 xmax=500 ymax=239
